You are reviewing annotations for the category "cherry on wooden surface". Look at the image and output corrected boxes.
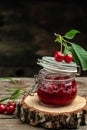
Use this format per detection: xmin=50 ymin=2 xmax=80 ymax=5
xmin=0 ymin=104 xmax=6 ymax=114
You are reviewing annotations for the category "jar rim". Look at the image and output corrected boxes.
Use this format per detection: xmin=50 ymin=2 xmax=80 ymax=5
xmin=42 ymin=76 xmax=75 ymax=82
xmin=38 ymin=69 xmax=76 ymax=82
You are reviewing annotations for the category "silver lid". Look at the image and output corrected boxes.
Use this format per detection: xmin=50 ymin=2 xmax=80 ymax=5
xmin=37 ymin=56 xmax=78 ymax=73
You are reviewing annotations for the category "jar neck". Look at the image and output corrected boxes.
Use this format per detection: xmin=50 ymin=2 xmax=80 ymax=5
xmin=28 ymin=69 xmax=76 ymax=96
xmin=38 ymin=69 xmax=76 ymax=82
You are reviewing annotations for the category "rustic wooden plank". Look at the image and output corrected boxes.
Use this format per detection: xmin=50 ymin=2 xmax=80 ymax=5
xmin=76 ymin=77 xmax=87 ymax=96
xmin=0 ymin=77 xmax=87 ymax=130
xmin=0 ymin=77 xmax=87 ymax=97
xmin=0 ymin=114 xmax=17 ymax=119
xmin=0 ymin=118 xmax=87 ymax=130
xmin=0 ymin=119 xmax=45 ymax=130
xmin=0 ymin=78 xmax=34 ymax=94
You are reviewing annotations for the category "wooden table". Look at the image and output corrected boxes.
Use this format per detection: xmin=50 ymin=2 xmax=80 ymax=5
xmin=0 ymin=77 xmax=87 ymax=130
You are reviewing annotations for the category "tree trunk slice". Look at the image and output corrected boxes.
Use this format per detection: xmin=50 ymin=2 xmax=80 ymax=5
xmin=17 ymin=94 xmax=87 ymax=129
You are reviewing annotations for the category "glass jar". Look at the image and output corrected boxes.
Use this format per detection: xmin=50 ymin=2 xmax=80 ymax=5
xmin=28 ymin=56 xmax=79 ymax=106
xmin=37 ymin=69 xmax=77 ymax=106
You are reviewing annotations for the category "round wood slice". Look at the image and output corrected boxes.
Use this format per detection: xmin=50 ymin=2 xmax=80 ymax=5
xmin=17 ymin=94 xmax=87 ymax=129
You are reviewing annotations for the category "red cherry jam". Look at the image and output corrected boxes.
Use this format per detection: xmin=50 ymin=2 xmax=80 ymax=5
xmin=37 ymin=69 xmax=77 ymax=106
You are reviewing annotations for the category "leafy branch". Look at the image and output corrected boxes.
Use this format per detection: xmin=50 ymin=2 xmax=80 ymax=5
xmin=0 ymin=78 xmax=25 ymax=103
xmin=54 ymin=29 xmax=87 ymax=71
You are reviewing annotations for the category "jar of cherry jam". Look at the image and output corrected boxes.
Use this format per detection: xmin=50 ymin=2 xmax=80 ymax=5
xmin=37 ymin=69 xmax=77 ymax=106
xmin=29 ymin=56 xmax=80 ymax=106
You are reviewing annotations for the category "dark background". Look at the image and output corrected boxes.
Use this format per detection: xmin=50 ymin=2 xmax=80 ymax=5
xmin=0 ymin=0 xmax=87 ymax=77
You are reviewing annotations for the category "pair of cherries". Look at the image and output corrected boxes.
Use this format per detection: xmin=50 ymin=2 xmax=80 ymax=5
xmin=0 ymin=101 xmax=16 ymax=114
xmin=54 ymin=51 xmax=73 ymax=63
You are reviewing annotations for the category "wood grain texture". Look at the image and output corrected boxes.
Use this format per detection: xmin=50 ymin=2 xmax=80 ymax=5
xmin=0 ymin=77 xmax=87 ymax=130
xmin=17 ymin=94 xmax=87 ymax=129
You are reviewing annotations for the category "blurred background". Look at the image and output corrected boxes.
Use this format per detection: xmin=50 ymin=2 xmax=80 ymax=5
xmin=0 ymin=0 xmax=87 ymax=77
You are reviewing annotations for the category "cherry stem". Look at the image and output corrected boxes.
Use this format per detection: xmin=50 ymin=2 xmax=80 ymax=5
xmin=62 ymin=37 xmax=72 ymax=45
xmin=62 ymin=38 xmax=69 ymax=50
xmin=55 ymin=33 xmax=72 ymax=53
xmin=60 ymin=42 xmax=62 ymax=53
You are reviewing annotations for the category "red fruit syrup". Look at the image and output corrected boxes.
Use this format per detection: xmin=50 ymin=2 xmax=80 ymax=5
xmin=37 ymin=70 xmax=77 ymax=106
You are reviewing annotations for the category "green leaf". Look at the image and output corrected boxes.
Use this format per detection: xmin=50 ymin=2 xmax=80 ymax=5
xmin=0 ymin=78 xmax=24 ymax=102
xmin=64 ymin=46 xmax=81 ymax=65
xmin=55 ymin=36 xmax=62 ymax=43
xmin=0 ymin=78 xmax=4 ymax=81
xmin=64 ymin=29 xmax=80 ymax=39
xmin=70 ymin=43 xmax=87 ymax=70
xmin=68 ymin=46 xmax=80 ymax=65
xmin=6 ymin=88 xmax=17 ymax=92
xmin=9 ymin=90 xmax=20 ymax=100
xmin=9 ymin=88 xmax=24 ymax=100
xmin=0 ymin=97 xmax=9 ymax=102
xmin=0 ymin=88 xmax=24 ymax=102
xmin=4 ymin=78 xmax=20 ymax=87
xmin=63 ymin=47 xmax=72 ymax=55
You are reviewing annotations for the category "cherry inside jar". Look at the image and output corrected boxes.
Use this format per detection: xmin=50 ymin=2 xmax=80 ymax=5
xmin=37 ymin=69 xmax=77 ymax=106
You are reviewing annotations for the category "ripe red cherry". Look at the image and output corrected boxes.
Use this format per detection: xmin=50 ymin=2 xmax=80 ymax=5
xmin=64 ymin=54 xmax=73 ymax=63
xmin=6 ymin=105 xmax=15 ymax=115
xmin=54 ymin=51 xmax=64 ymax=62
xmin=0 ymin=104 xmax=6 ymax=114
xmin=7 ymin=101 xmax=16 ymax=108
